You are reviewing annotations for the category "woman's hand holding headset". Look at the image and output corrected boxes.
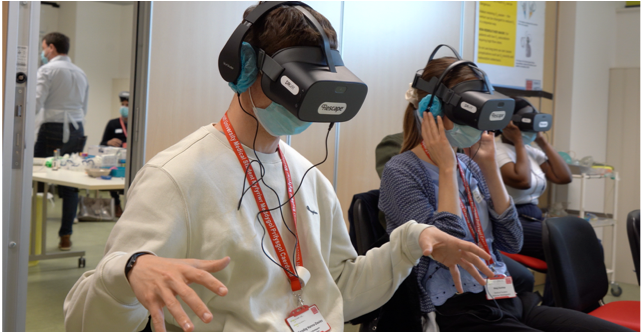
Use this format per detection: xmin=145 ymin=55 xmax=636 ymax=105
xmin=501 ymin=121 xmax=523 ymax=146
xmin=464 ymin=131 xmax=498 ymax=172
xmin=421 ymin=112 xmax=456 ymax=171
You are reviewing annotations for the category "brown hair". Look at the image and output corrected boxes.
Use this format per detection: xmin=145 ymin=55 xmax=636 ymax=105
xmin=400 ymin=57 xmax=479 ymax=153
xmin=242 ymin=3 xmax=338 ymax=56
xmin=42 ymin=32 xmax=70 ymax=54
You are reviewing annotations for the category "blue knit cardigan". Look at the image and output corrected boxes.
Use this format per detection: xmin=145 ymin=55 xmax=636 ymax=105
xmin=379 ymin=151 xmax=523 ymax=313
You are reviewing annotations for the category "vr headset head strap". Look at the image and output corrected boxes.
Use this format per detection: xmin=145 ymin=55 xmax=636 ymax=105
xmin=218 ymin=1 xmax=308 ymax=83
xmin=515 ymin=97 xmax=538 ymax=114
xmin=424 ymin=60 xmax=476 ymax=113
xmin=428 ymin=44 xmax=462 ymax=63
xmin=294 ymin=6 xmax=336 ymax=73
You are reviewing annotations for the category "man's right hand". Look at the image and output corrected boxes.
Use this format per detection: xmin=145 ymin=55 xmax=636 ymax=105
xmin=128 ymin=255 xmax=231 ymax=332
xmin=107 ymin=138 xmax=123 ymax=147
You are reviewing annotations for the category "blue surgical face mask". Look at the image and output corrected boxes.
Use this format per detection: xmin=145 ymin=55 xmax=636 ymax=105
xmin=249 ymin=88 xmax=311 ymax=137
xmin=521 ymin=131 xmax=537 ymax=145
xmin=41 ymin=50 xmax=49 ymax=65
xmin=119 ymin=106 xmax=129 ymax=118
xmin=445 ymin=123 xmax=483 ymax=148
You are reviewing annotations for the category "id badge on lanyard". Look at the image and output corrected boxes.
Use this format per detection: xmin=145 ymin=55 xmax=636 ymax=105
xmin=220 ymin=114 xmax=331 ymax=331
xmin=485 ymin=274 xmax=517 ymax=300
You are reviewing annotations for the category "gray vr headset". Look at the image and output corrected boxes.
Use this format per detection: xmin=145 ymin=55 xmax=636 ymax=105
xmin=412 ymin=45 xmax=515 ymax=131
xmin=512 ymin=98 xmax=552 ymax=132
xmin=218 ymin=1 xmax=368 ymax=123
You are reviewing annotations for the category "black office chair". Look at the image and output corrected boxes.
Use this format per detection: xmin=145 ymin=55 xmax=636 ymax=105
xmin=347 ymin=190 xmax=388 ymax=256
xmin=627 ymin=210 xmax=640 ymax=285
xmin=542 ymin=216 xmax=640 ymax=331
xmin=347 ymin=190 xmax=422 ymax=332
xmin=352 ymin=198 xmax=378 ymax=255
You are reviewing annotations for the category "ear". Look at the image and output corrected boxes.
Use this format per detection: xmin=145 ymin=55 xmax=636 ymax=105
xmin=417 ymin=94 xmax=442 ymax=120
xmin=228 ymin=42 xmax=258 ymax=94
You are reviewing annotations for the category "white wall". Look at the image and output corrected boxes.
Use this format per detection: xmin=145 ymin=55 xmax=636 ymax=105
xmin=39 ymin=2 xmax=134 ymax=149
xmin=554 ymin=1 xmax=620 ymax=213
xmin=606 ymin=68 xmax=640 ymax=286
xmin=38 ymin=4 xmax=59 ymax=44
xmin=607 ymin=6 xmax=640 ymax=286
xmin=554 ymin=1 xmax=640 ymax=285
xmin=334 ymin=1 xmax=464 ymax=221
xmin=615 ymin=7 xmax=640 ymax=68
xmin=74 ymin=2 xmax=133 ymax=148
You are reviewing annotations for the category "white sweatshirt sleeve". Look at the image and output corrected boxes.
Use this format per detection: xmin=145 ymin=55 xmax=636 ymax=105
xmin=64 ymin=165 xmax=191 ymax=332
xmin=327 ymin=202 xmax=430 ymax=321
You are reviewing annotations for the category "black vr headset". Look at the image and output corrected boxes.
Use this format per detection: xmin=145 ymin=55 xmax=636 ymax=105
xmin=511 ymin=97 xmax=552 ymax=132
xmin=218 ymin=1 xmax=368 ymax=123
xmin=411 ymin=45 xmax=515 ymax=131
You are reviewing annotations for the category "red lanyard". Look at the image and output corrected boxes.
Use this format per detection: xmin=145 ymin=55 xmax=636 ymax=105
xmin=119 ymin=117 xmax=128 ymax=138
xmin=221 ymin=113 xmax=304 ymax=292
xmin=420 ymin=142 xmax=494 ymax=265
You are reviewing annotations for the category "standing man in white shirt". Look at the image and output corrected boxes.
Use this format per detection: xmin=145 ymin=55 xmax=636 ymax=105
xmin=34 ymin=32 xmax=89 ymax=251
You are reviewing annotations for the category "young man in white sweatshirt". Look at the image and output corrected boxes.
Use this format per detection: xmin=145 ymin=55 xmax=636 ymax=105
xmin=63 ymin=3 xmax=493 ymax=332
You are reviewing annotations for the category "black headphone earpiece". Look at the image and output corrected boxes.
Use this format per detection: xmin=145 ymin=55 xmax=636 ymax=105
xmin=219 ymin=1 xmax=308 ymax=84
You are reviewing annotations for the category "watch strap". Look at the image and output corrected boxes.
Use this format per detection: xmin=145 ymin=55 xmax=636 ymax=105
xmin=125 ymin=252 xmax=151 ymax=278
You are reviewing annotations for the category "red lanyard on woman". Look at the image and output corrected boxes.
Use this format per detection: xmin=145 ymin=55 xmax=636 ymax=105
xmin=420 ymin=141 xmax=494 ymax=265
xmin=119 ymin=117 xmax=128 ymax=138
xmin=220 ymin=113 xmax=304 ymax=292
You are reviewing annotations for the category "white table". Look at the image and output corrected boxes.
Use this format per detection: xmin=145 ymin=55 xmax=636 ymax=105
xmin=30 ymin=167 xmax=125 ymax=266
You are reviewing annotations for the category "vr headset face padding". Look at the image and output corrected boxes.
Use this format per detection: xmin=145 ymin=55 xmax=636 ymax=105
xmin=218 ymin=1 xmax=368 ymax=123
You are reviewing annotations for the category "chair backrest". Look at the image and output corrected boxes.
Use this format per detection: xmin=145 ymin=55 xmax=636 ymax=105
xmin=627 ymin=210 xmax=640 ymax=285
xmin=542 ymin=216 xmax=608 ymax=313
xmin=353 ymin=198 xmax=376 ymax=256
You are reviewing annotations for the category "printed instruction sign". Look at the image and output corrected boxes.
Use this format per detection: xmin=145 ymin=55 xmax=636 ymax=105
xmin=17 ymin=46 xmax=28 ymax=73
xmin=474 ymin=1 xmax=545 ymax=90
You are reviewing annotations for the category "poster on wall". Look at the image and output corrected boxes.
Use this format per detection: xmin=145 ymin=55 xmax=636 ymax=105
xmin=474 ymin=1 xmax=545 ymax=90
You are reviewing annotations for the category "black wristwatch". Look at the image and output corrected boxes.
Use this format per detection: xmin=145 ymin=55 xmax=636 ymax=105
xmin=125 ymin=252 xmax=151 ymax=279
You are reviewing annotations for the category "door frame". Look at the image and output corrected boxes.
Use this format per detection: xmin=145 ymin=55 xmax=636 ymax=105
xmin=3 ymin=2 xmax=41 ymax=331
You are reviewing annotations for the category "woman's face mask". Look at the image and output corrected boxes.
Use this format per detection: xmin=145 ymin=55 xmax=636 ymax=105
xmin=444 ymin=123 xmax=483 ymax=148
xmin=249 ymin=88 xmax=311 ymax=137
xmin=120 ymin=106 xmax=129 ymax=118
xmin=521 ymin=131 xmax=537 ymax=145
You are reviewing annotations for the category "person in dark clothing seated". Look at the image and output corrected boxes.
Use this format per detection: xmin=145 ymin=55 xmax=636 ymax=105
xmin=101 ymin=91 xmax=129 ymax=148
xmin=100 ymin=91 xmax=129 ymax=217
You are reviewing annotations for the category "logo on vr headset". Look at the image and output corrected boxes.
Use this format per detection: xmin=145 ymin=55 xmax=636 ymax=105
xmin=490 ymin=111 xmax=506 ymax=121
xmin=461 ymin=102 xmax=478 ymax=114
xmin=318 ymin=102 xmax=347 ymax=115
xmin=281 ymin=76 xmax=300 ymax=95
xmin=223 ymin=62 xmax=234 ymax=70
xmin=522 ymin=118 xmax=532 ymax=123
xmin=539 ymin=121 xmax=549 ymax=128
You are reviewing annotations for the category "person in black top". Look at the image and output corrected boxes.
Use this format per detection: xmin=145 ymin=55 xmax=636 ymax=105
xmin=100 ymin=91 xmax=129 ymax=148
xmin=100 ymin=91 xmax=129 ymax=217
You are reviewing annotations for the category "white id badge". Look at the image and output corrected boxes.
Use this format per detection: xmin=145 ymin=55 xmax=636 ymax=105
xmin=285 ymin=305 xmax=331 ymax=332
xmin=472 ymin=187 xmax=483 ymax=204
xmin=115 ymin=129 xmax=123 ymax=134
xmin=485 ymin=276 xmax=517 ymax=300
